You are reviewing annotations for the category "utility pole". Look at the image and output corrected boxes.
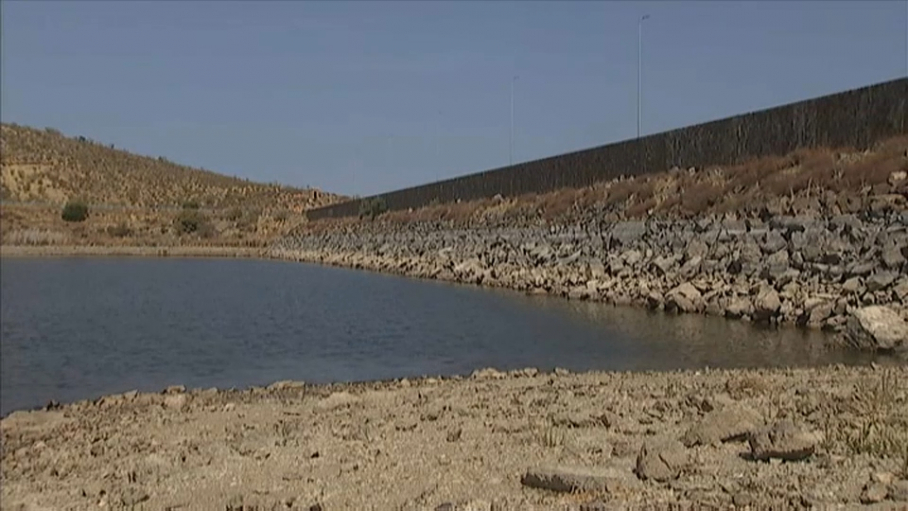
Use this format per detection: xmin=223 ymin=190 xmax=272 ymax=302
xmin=637 ymin=14 xmax=650 ymax=139
xmin=510 ymin=75 xmax=519 ymax=165
xmin=435 ymin=110 xmax=441 ymax=182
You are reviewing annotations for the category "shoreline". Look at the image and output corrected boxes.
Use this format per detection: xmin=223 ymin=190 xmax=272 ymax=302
xmin=0 ymin=244 xmax=267 ymax=259
xmin=3 ymin=364 xmax=907 ymax=510
xmin=269 ymin=211 xmax=908 ymax=356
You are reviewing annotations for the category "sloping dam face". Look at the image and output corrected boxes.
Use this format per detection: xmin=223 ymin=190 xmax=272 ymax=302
xmin=308 ymin=77 xmax=907 ymax=220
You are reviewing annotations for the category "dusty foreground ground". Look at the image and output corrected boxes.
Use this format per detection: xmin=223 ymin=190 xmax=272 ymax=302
xmin=3 ymin=365 xmax=908 ymax=511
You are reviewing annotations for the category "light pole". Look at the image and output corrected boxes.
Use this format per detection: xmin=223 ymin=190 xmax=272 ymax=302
xmin=637 ymin=14 xmax=650 ymax=139
xmin=510 ymin=75 xmax=519 ymax=165
xmin=435 ymin=110 xmax=441 ymax=182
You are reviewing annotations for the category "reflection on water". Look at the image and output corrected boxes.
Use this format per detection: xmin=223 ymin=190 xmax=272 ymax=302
xmin=0 ymin=257 xmax=882 ymax=415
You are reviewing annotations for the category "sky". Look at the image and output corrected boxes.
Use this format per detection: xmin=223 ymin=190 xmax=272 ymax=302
xmin=2 ymin=1 xmax=906 ymax=197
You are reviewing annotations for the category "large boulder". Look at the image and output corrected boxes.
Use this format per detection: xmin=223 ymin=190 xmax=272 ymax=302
xmin=681 ymin=405 xmax=763 ymax=447
xmin=753 ymin=288 xmax=781 ymax=321
xmin=665 ymin=282 xmax=703 ymax=313
xmin=845 ymin=306 xmax=908 ymax=351
xmin=635 ymin=438 xmax=688 ymax=482
xmin=748 ymin=420 xmax=819 ymax=461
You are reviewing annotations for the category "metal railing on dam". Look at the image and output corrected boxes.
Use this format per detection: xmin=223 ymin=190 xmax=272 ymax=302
xmin=306 ymin=77 xmax=907 ymax=220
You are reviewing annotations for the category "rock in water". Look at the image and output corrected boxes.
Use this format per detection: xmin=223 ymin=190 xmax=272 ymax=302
xmin=748 ymin=420 xmax=819 ymax=461
xmin=845 ymin=306 xmax=908 ymax=351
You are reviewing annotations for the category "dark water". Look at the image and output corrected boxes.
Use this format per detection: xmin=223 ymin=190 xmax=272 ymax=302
xmin=0 ymin=257 xmax=879 ymax=416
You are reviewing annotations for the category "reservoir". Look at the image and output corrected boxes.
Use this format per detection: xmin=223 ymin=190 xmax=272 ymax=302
xmin=0 ymin=257 xmax=878 ymax=416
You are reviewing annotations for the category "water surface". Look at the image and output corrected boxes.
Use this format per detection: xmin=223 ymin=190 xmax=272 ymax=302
xmin=0 ymin=257 xmax=877 ymax=415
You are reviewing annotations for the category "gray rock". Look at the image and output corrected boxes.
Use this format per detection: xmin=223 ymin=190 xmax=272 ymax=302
xmin=761 ymin=231 xmax=787 ymax=254
xmin=665 ymin=282 xmax=703 ymax=313
xmin=842 ymin=277 xmax=864 ymax=294
xmin=679 ymin=255 xmax=702 ymax=278
xmin=748 ymin=420 xmax=819 ymax=461
xmin=611 ymin=221 xmax=647 ymax=245
xmin=845 ymin=306 xmax=908 ymax=351
xmin=651 ymin=255 xmax=680 ymax=276
xmin=763 ymin=249 xmax=790 ymax=282
xmin=724 ymin=297 xmax=753 ymax=318
xmin=685 ymin=239 xmax=710 ymax=259
xmin=882 ymin=244 xmax=907 ymax=268
xmin=806 ymin=301 xmax=835 ymax=326
xmin=867 ymin=271 xmax=898 ymax=292
xmin=753 ymin=288 xmax=781 ymax=321
xmin=622 ymin=249 xmax=643 ymax=266
xmin=681 ymin=405 xmax=763 ymax=447
xmin=847 ymin=262 xmax=876 ymax=277
xmin=520 ymin=465 xmax=637 ymax=493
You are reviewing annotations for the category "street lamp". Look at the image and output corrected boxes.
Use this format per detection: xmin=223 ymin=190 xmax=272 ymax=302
xmin=637 ymin=14 xmax=650 ymax=139
xmin=510 ymin=75 xmax=519 ymax=165
xmin=435 ymin=110 xmax=442 ymax=182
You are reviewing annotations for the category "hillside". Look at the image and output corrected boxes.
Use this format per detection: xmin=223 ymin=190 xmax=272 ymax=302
xmin=0 ymin=123 xmax=346 ymax=247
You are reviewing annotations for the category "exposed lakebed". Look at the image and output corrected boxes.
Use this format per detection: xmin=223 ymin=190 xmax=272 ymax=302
xmin=0 ymin=257 xmax=881 ymax=416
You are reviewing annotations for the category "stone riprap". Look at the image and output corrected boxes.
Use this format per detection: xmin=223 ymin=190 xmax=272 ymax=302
xmin=271 ymin=212 xmax=908 ymax=353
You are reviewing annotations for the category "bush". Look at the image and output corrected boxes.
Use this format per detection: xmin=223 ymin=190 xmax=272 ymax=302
xmin=61 ymin=201 xmax=89 ymax=222
xmin=175 ymin=208 xmax=211 ymax=236
xmin=106 ymin=222 xmax=132 ymax=238
xmin=358 ymin=196 xmax=388 ymax=220
xmin=181 ymin=200 xmax=200 ymax=210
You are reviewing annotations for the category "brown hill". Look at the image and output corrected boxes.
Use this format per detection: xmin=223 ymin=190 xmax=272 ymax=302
xmin=0 ymin=123 xmax=345 ymax=247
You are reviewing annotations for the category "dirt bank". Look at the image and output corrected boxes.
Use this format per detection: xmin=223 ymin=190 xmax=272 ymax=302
xmin=3 ymin=365 xmax=907 ymax=510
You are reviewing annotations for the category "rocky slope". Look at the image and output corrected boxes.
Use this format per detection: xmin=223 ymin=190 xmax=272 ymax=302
xmin=2 ymin=366 xmax=907 ymax=510
xmin=273 ymin=137 xmax=908 ymax=355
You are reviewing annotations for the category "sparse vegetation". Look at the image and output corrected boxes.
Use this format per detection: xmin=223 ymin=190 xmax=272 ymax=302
xmin=61 ymin=200 xmax=89 ymax=222
xmin=310 ymin=134 xmax=908 ymax=229
xmin=0 ymin=123 xmax=346 ymax=247
xmin=106 ymin=222 xmax=132 ymax=238
xmin=175 ymin=207 xmax=211 ymax=236
xmin=820 ymin=369 xmax=908 ymax=468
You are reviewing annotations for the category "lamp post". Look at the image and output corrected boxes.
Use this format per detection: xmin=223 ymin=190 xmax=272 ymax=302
xmin=637 ymin=14 xmax=650 ymax=139
xmin=435 ymin=110 xmax=441 ymax=182
xmin=510 ymin=75 xmax=519 ymax=165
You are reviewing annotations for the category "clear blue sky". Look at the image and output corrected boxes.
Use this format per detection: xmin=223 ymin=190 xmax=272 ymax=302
xmin=2 ymin=1 xmax=906 ymax=196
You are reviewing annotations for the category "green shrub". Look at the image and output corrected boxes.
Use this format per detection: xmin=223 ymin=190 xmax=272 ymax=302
xmin=61 ymin=201 xmax=89 ymax=222
xmin=358 ymin=196 xmax=388 ymax=220
xmin=106 ymin=222 xmax=132 ymax=238
xmin=175 ymin=208 xmax=212 ymax=236
xmin=181 ymin=200 xmax=200 ymax=210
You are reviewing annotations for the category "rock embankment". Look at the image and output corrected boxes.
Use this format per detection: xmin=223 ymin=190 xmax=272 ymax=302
xmin=3 ymin=366 xmax=907 ymax=510
xmin=271 ymin=212 xmax=908 ymax=354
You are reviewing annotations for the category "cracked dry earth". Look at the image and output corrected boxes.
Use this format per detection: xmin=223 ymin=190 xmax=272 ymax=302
xmin=2 ymin=365 xmax=908 ymax=511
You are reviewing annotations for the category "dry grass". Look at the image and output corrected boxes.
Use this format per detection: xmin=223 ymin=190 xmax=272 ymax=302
xmin=307 ymin=134 xmax=908 ymax=231
xmin=821 ymin=369 xmax=908 ymax=471
xmin=1 ymin=123 xmax=348 ymax=247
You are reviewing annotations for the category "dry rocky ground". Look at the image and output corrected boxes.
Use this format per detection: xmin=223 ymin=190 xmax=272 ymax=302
xmin=2 ymin=366 xmax=908 ymax=511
